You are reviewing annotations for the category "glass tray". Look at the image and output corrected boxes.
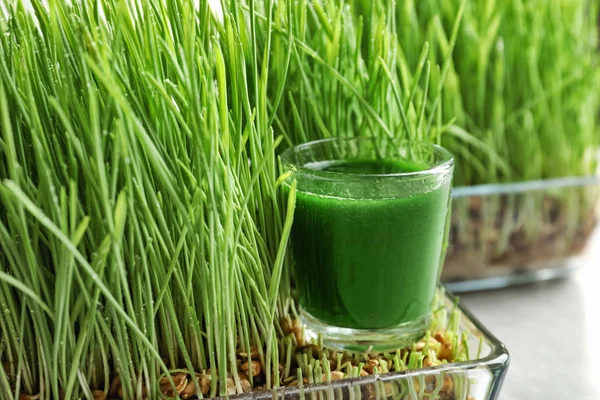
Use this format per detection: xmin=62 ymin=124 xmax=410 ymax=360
xmin=443 ymin=176 xmax=600 ymax=293
xmin=221 ymin=291 xmax=509 ymax=400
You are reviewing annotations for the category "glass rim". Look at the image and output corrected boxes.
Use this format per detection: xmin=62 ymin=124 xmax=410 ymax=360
xmin=280 ymin=137 xmax=454 ymax=180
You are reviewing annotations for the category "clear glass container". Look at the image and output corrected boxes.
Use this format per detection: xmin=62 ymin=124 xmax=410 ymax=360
xmin=443 ymin=176 xmax=600 ymax=292
xmin=227 ymin=290 xmax=510 ymax=400
xmin=280 ymin=138 xmax=454 ymax=351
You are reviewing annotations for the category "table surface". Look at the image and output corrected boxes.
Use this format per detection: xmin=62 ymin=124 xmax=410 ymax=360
xmin=461 ymin=231 xmax=600 ymax=400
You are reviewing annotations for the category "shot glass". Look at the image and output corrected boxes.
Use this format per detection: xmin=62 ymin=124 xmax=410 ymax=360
xmin=281 ymin=137 xmax=454 ymax=351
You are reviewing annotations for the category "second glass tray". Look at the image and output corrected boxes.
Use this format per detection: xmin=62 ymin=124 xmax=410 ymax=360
xmin=443 ymin=176 xmax=600 ymax=292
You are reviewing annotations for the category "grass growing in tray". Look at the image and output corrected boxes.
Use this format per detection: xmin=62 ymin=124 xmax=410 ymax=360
xmin=389 ymin=0 xmax=600 ymax=276
xmin=0 ymin=0 xmax=294 ymax=397
xmin=0 ymin=0 xmax=475 ymax=399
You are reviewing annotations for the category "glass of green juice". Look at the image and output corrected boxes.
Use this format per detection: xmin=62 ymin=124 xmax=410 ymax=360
xmin=281 ymin=137 xmax=454 ymax=351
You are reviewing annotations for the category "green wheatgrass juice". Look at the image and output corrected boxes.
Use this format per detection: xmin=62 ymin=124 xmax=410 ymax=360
xmin=288 ymin=159 xmax=451 ymax=330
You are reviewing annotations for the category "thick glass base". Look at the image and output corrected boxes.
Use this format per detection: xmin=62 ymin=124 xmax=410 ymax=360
xmin=301 ymin=309 xmax=429 ymax=353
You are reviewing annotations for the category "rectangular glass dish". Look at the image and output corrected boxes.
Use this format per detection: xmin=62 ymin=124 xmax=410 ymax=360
xmin=443 ymin=176 xmax=600 ymax=292
xmin=225 ymin=291 xmax=509 ymax=400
